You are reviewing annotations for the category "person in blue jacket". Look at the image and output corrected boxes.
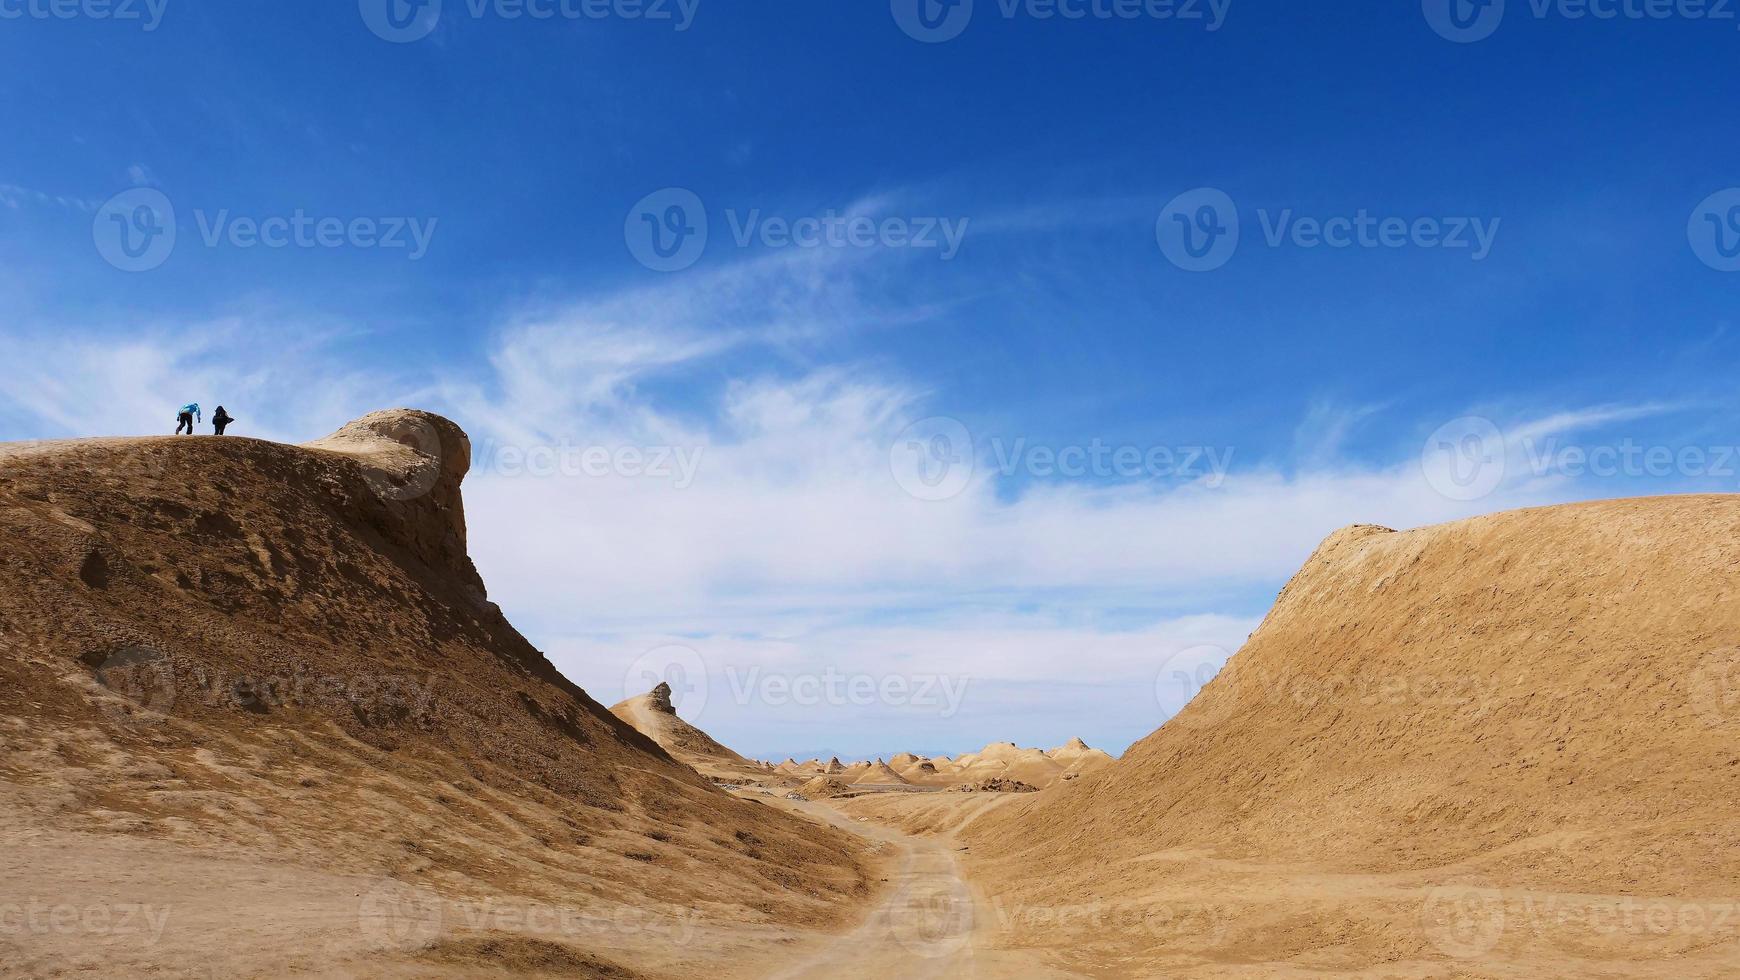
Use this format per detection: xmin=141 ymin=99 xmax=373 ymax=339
xmin=175 ymin=403 xmax=200 ymax=434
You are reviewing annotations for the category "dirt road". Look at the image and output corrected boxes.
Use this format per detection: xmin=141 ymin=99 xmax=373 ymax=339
xmin=753 ymin=795 xmax=1082 ymax=980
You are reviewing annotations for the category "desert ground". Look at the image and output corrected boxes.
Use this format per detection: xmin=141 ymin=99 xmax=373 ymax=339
xmin=2 ymin=412 xmax=1736 ymax=977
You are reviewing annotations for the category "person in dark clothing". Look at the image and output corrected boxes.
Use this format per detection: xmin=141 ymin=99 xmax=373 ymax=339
xmin=175 ymin=402 xmax=200 ymax=434
xmin=212 ymin=406 xmax=234 ymax=436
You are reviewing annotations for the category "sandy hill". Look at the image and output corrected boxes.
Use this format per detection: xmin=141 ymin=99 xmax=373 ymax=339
xmin=793 ymin=776 xmax=853 ymax=800
xmin=963 ymin=499 xmax=1740 ymax=975
xmin=950 ymin=741 xmax=1065 ymax=787
xmin=895 ymin=759 xmax=955 ymax=788
xmin=1046 ymin=737 xmax=1114 ymax=778
xmin=0 ymin=412 xmax=871 ymax=977
xmin=608 ymin=682 xmax=756 ymax=783
xmin=891 ymin=754 xmax=936 ymax=776
xmin=846 ymin=759 xmax=910 ymax=786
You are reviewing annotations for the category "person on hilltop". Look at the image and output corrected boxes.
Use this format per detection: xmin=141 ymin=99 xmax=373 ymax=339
xmin=212 ymin=406 xmax=234 ymax=436
xmin=175 ymin=402 xmax=201 ymax=435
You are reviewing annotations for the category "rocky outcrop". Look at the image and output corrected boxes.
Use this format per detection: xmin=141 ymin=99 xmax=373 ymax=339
xmin=302 ymin=409 xmax=485 ymax=603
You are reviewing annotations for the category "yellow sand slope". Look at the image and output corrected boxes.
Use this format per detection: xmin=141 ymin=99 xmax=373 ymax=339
xmin=962 ymin=499 xmax=1740 ymax=976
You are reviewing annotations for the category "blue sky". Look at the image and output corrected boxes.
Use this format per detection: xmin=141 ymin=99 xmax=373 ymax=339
xmin=2 ymin=1 xmax=1738 ymax=759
